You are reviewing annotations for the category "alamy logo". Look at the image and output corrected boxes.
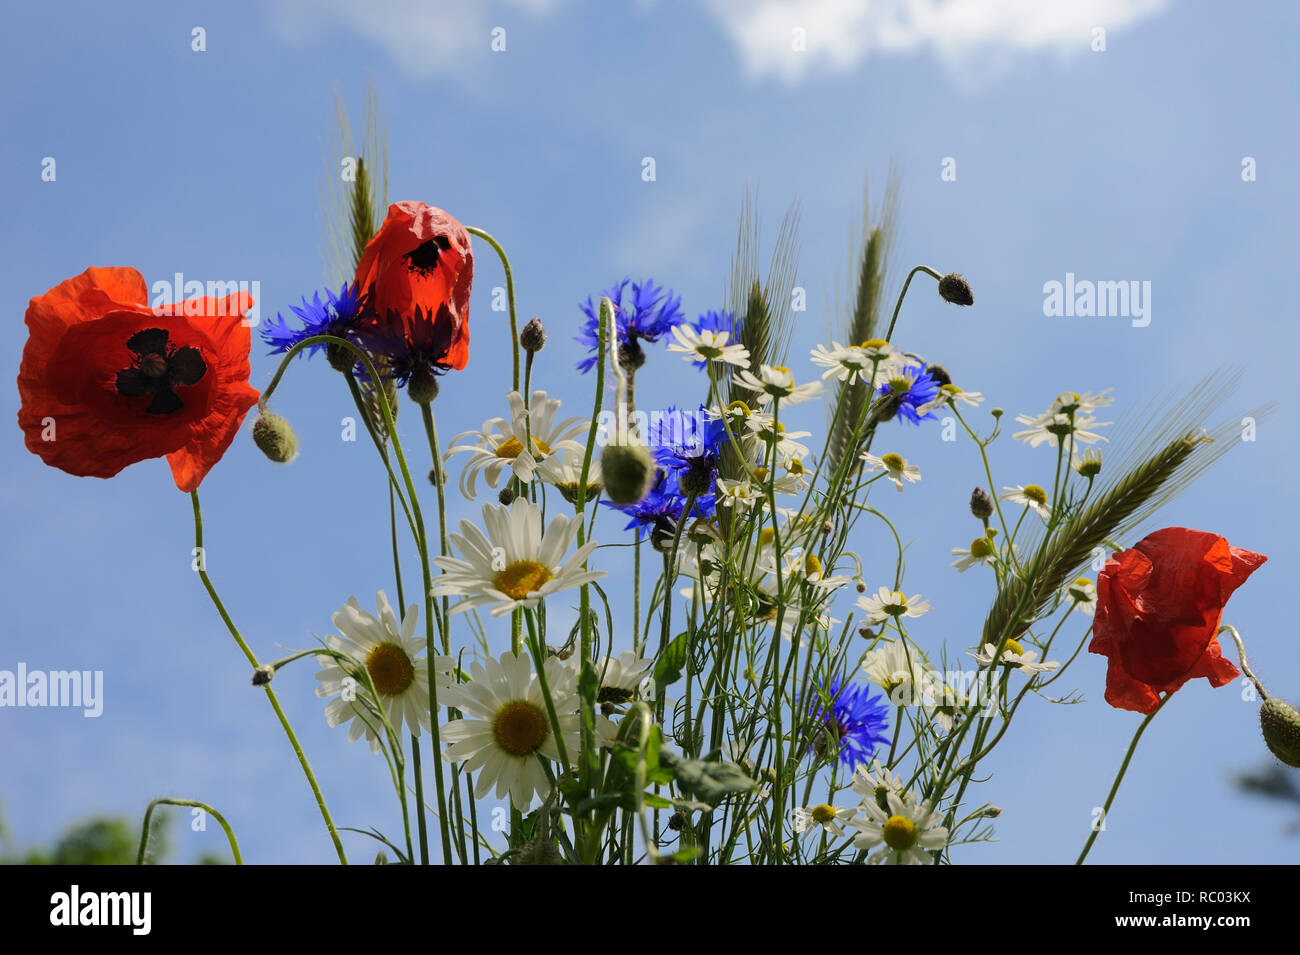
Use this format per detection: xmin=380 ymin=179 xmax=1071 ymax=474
xmin=0 ymin=663 xmax=103 ymax=717
xmin=1042 ymin=272 xmax=1151 ymax=327
xmin=150 ymin=273 xmax=260 ymax=327
xmin=49 ymin=885 xmax=151 ymax=935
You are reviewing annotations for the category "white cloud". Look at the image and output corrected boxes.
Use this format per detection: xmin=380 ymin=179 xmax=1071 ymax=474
xmin=268 ymin=0 xmax=566 ymax=77
xmin=700 ymin=0 xmax=1174 ymax=82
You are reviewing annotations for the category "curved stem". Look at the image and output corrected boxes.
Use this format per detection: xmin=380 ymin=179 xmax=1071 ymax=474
xmin=1075 ymin=693 xmax=1170 ymax=865
xmin=883 ymin=265 xmax=942 ymax=343
xmin=466 ymin=226 xmax=521 ymax=392
xmin=137 ymin=797 xmax=242 ymax=865
xmin=190 ymin=490 xmax=347 ymax=863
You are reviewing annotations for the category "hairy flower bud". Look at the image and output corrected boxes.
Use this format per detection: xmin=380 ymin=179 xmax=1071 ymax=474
xmin=251 ymin=664 xmax=275 ymax=686
xmin=601 ymin=443 xmax=654 ymax=504
xmin=969 ymin=487 xmax=994 ymax=521
xmin=252 ymin=411 xmax=298 ymax=464
xmin=1261 ymin=697 xmax=1300 ymax=768
xmin=498 ymin=486 xmax=517 ymax=506
xmin=520 ymin=317 xmax=547 ymax=353
xmin=407 ymin=364 xmax=440 ymax=405
xmin=938 ymin=272 xmax=974 ymax=306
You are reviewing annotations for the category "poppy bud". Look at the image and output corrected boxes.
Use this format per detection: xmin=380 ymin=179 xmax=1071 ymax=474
xmin=938 ymin=273 xmax=974 ymax=306
xmin=520 ymin=317 xmax=546 ymax=353
xmin=678 ymin=465 xmax=713 ymax=498
xmin=407 ymin=364 xmax=440 ymax=405
xmin=969 ymin=487 xmax=994 ymax=521
xmin=251 ymin=664 xmax=275 ymax=686
xmin=667 ymin=812 xmax=686 ymax=831
xmin=926 ymin=364 xmax=952 ymax=388
xmin=252 ymin=411 xmax=298 ymax=464
xmin=600 ymin=443 xmax=654 ymax=504
xmin=498 ymin=486 xmax=516 ymax=506
xmin=1260 ymin=697 xmax=1300 ymax=768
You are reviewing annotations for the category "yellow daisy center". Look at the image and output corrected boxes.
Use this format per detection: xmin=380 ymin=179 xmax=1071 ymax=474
xmin=804 ymin=554 xmax=822 ymax=577
xmin=969 ymin=537 xmax=994 ymax=558
xmin=1003 ymin=639 xmax=1025 ymax=656
xmin=759 ymin=527 xmax=776 ymax=547
xmin=495 ymin=560 xmax=552 ymax=600
xmin=860 ymin=338 xmax=888 ymax=351
xmin=365 ymin=642 xmax=416 ymax=696
xmin=787 ymin=458 xmax=805 ymax=476
xmin=880 ymin=453 xmax=904 ymax=471
xmin=726 ymin=399 xmax=752 ymax=416
xmin=496 ymin=435 xmax=552 ymax=460
xmin=492 ymin=700 xmax=550 ymax=757
xmin=1022 ymin=484 xmax=1048 ymax=506
xmin=810 ymin=804 xmax=837 ymax=825
xmin=752 ymin=466 xmax=770 ymax=483
xmin=882 ymin=814 xmax=919 ymax=851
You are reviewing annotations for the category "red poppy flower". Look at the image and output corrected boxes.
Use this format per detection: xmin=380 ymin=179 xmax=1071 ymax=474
xmin=353 ymin=201 xmax=473 ymax=370
xmin=1089 ymin=527 xmax=1267 ymax=714
xmin=17 ymin=266 xmax=260 ymax=492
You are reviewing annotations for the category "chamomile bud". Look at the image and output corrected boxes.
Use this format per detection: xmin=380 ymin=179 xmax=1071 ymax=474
xmin=252 ymin=410 xmax=298 ymax=464
xmin=251 ymin=664 xmax=275 ymax=686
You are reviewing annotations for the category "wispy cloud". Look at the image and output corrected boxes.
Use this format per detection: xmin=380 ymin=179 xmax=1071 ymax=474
xmin=701 ymin=0 xmax=1175 ymax=82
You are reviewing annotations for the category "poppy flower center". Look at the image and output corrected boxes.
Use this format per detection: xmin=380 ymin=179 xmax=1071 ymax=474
xmin=492 ymin=700 xmax=550 ymax=757
xmin=882 ymin=814 xmax=919 ymax=850
xmin=365 ymin=642 xmax=416 ymax=696
xmin=404 ymin=236 xmax=453 ymax=278
xmin=495 ymin=560 xmax=552 ymax=600
xmin=114 ymin=328 xmax=207 ymax=415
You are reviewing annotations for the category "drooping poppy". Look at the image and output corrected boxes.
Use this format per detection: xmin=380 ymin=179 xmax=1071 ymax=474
xmin=17 ymin=266 xmax=260 ymax=492
xmin=353 ymin=201 xmax=473 ymax=371
xmin=1088 ymin=527 xmax=1267 ymax=714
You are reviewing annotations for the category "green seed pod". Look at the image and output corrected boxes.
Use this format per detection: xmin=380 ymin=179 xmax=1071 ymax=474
xmin=1260 ymin=697 xmax=1300 ymax=768
xmin=407 ymin=364 xmax=439 ymax=405
xmin=600 ymin=443 xmax=654 ymax=504
xmin=252 ymin=411 xmax=298 ymax=464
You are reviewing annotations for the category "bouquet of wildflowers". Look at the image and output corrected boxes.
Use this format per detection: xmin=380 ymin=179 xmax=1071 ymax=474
xmin=17 ymin=116 xmax=1298 ymax=867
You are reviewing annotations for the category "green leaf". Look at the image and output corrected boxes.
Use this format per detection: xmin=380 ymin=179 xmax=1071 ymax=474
xmin=643 ymin=793 xmax=672 ymax=810
xmin=663 ymin=752 xmax=756 ymax=807
xmin=653 ymin=633 xmax=690 ymax=687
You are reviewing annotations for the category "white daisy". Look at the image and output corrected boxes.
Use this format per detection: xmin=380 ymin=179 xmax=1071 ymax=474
xmin=667 ymin=324 xmax=750 ymax=367
xmin=431 ymin=499 xmax=605 ymax=617
xmin=950 ymin=534 xmax=998 ymax=572
xmin=593 ymin=650 xmax=655 ymax=707
xmin=793 ymin=803 xmax=853 ymax=838
xmin=809 ymin=342 xmax=876 ymax=384
xmin=921 ymin=382 xmax=985 ymax=414
xmin=1050 ymin=389 xmax=1114 ymax=417
xmin=1067 ymin=576 xmax=1097 ymax=615
xmin=1000 ymin=483 xmax=1052 ymax=521
xmin=1071 ymin=446 xmax=1103 ymax=479
xmin=448 ymin=390 xmax=586 ymax=498
xmin=851 ymin=758 xmax=916 ymax=805
xmin=861 ymin=452 xmax=920 ymax=492
xmin=440 ymin=651 xmax=580 ymax=810
xmin=732 ymin=364 xmax=824 ymax=406
xmin=541 ymin=447 xmax=603 ymax=505
xmin=315 ymin=592 xmax=449 ymax=753
xmin=971 ymin=638 xmax=1059 ymax=675
xmin=848 ymin=792 xmax=950 ymax=864
xmin=1012 ymin=411 xmax=1110 ymax=448
xmin=857 ymin=587 xmax=931 ymax=626
xmin=861 ymin=639 xmax=934 ymax=708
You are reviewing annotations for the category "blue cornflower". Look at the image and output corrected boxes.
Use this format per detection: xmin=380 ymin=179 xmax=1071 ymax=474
xmin=876 ymin=362 xmax=941 ymax=425
xmin=807 ymin=678 xmax=891 ymax=771
xmin=650 ymin=407 xmax=727 ymax=499
xmin=693 ymin=309 xmax=740 ymax=337
xmin=575 ymin=278 xmax=685 ymax=373
xmin=261 ymin=282 xmax=364 ymax=358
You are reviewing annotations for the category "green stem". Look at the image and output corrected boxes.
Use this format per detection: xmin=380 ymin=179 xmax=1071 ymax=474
xmin=136 ymin=797 xmax=242 ymax=865
xmin=466 ymin=226 xmax=521 ymax=392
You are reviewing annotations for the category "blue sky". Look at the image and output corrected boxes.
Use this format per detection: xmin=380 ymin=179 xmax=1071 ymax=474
xmin=2 ymin=0 xmax=1297 ymax=864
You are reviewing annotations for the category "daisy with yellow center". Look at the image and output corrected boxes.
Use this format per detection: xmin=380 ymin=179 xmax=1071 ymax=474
xmin=540 ymin=446 xmax=604 ymax=506
xmin=667 ymin=324 xmax=751 ymax=367
xmin=861 ymin=452 xmax=920 ymax=492
xmin=440 ymin=651 xmax=580 ymax=809
xmin=732 ymin=364 xmax=824 ymax=405
xmin=431 ymin=499 xmax=604 ymax=617
xmin=851 ymin=758 xmax=916 ymax=807
xmin=1067 ymin=576 xmax=1098 ymax=615
xmin=950 ymin=534 xmax=999 ymax=572
xmin=848 ymin=791 xmax=949 ymax=864
xmin=860 ymin=638 xmax=934 ymax=704
xmin=447 ymin=389 xmax=586 ymax=498
xmin=793 ymin=803 xmax=853 ymax=837
xmin=809 ymin=342 xmax=876 ymax=384
xmin=1000 ymin=483 xmax=1052 ymax=521
xmin=857 ymin=587 xmax=931 ymax=626
xmin=314 ymin=591 xmax=451 ymax=753
xmin=972 ymin=638 xmax=1059 ymax=674
xmin=1072 ymin=446 xmax=1103 ymax=478
xmin=921 ymin=382 xmax=985 ymax=414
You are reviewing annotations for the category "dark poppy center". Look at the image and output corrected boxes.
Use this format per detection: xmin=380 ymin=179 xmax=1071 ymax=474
xmin=115 ymin=327 xmax=207 ymax=415
xmin=404 ymin=236 xmax=453 ymax=278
